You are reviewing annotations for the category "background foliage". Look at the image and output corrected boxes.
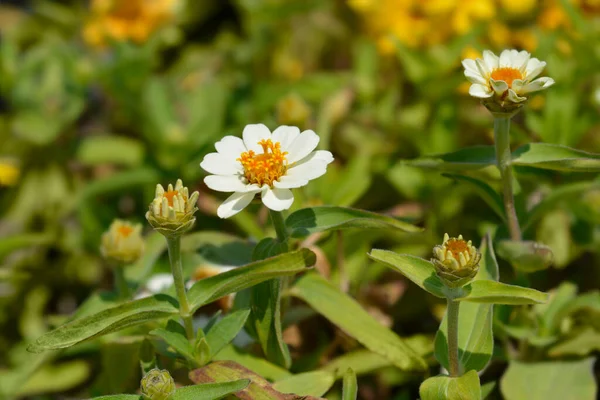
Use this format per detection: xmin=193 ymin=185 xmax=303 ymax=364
xmin=0 ymin=0 xmax=599 ymax=399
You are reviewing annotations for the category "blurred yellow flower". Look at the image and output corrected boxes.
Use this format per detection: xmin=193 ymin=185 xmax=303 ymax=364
xmin=0 ymin=161 xmax=19 ymax=187
xmin=499 ymin=0 xmax=538 ymax=17
xmin=83 ymin=0 xmax=179 ymax=47
xmin=101 ymin=220 xmax=144 ymax=264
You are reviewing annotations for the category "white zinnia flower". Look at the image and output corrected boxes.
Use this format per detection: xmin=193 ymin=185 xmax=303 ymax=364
xmin=462 ymin=49 xmax=555 ymax=104
xmin=201 ymin=124 xmax=334 ymax=218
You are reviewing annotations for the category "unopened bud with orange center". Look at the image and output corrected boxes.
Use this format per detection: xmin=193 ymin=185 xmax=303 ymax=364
xmin=101 ymin=219 xmax=144 ymax=264
xmin=432 ymin=233 xmax=481 ymax=288
xmin=146 ymin=179 xmax=199 ymax=237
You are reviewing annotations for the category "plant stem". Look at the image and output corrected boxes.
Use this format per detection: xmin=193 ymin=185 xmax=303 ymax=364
xmin=447 ymin=298 xmax=461 ymax=377
xmin=269 ymin=209 xmax=289 ymax=245
xmin=166 ymin=236 xmax=195 ymax=341
xmin=113 ymin=267 xmax=131 ymax=300
xmin=337 ymin=231 xmax=349 ymax=292
xmin=494 ymin=116 xmax=522 ymax=241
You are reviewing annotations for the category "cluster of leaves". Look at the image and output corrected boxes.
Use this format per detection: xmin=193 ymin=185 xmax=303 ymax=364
xmin=0 ymin=1 xmax=599 ymax=399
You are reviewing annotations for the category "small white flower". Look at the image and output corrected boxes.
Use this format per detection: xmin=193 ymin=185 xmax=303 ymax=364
xmin=462 ymin=49 xmax=555 ymax=104
xmin=201 ymin=124 xmax=334 ymax=218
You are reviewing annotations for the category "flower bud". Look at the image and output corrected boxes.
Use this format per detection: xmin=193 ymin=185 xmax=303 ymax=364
xmin=140 ymin=368 xmax=176 ymax=400
xmin=432 ymin=233 xmax=481 ymax=288
xmin=146 ymin=179 xmax=199 ymax=237
xmin=100 ymin=220 xmax=144 ymax=264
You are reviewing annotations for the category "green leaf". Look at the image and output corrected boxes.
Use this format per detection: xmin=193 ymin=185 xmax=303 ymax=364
xmin=190 ymin=360 xmax=325 ymax=399
xmin=17 ymin=360 xmax=91 ymax=397
xmin=435 ymin=234 xmax=498 ymax=373
xmin=548 ymin=328 xmax=600 ymax=357
xmin=28 ymin=295 xmax=179 ymax=353
xmin=78 ymin=167 xmax=159 ymax=201
xmin=0 ymin=233 xmax=53 ymax=260
xmin=322 ymin=350 xmax=391 ymax=378
xmin=213 ymin=345 xmax=291 ymax=381
xmin=292 ymin=273 xmax=428 ymax=371
xmin=90 ymin=396 xmax=142 ymax=400
xmin=442 ymin=173 xmax=506 ymax=222
xmin=76 ymin=136 xmax=145 ymax=167
xmin=150 ymin=320 xmax=195 ymax=363
xmin=367 ymin=250 xmax=445 ymax=298
xmin=500 ymin=358 xmax=597 ymax=400
xmin=404 ymin=146 xmax=496 ymax=171
xmin=195 ymin=338 xmax=212 ymax=366
xmin=172 ymin=380 xmax=250 ymax=400
xmin=457 ymin=281 xmax=548 ymax=305
xmin=419 ymin=370 xmax=481 ymax=400
xmin=187 ymin=248 xmax=316 ymax=312
xmin=512 ymin=143 xmax=600 ymax=172
xmin=342 ymin=368 xmax=358 ymax=400
xmin=252 ymin=238 xmax=289 ymax=260
xmin=273 ymin=371 xmax=335 ymax=397
xmin=536 ymin=282 xmax=578 ymax=335
xmin=496 ymin=240 xmax=554 ymax=272
xmin=205 ymin=309 xmax=251 ymax=358
xmin=481 ymin=381 xmax=496 ymax=399
xmin=286 ymin=206 xmax=423 ymax=237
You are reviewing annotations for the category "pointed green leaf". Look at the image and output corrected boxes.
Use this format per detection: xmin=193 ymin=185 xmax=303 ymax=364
xmin=512 ymin=143 xmax=600 ymax=172
xmin=150 ymin=321 xmax=195 ymax=363
xmin=442 ymin=173 xmax=506 ymax=222
xmin=419 ymin=370 xmax=481 ymax=400
xmin=404 ymin=146 xmax=496 ymax=171
xmin=342 ymin=368 xmax=358 ymax=400
xmin=322 ymin=350 xmax=390 ymax=378
xmin=481 ymin=381 xmax=496 ymax=399
xmin=500 ymin=358 xmax=597 ymax=400
xmin=457 ymin=281 xmax=548 ymax=305
xmin=367 ymin=250 xmax=445 ymax=298
xmin=172 ymin=380 xmax=250 ymax=400
xmin=252 ymin=238 xmax=288 ymax=260
xmin=286 ymin=206 xmax=423 ymax=237
xmin=213 ymin=345 xmax=291 ymax=381
xmin=435 ymin=234 xmax=498 ymax=373
xmin=548 ymin=328 xmax=600 ymax=357
xmin=496 ymin=240 xmax=554 ymax=272
xmin=292 ymin=273 xmax=428 ymax=371
xmin=273 ymin=371 xmax=335 ymax=397
xmin=205 ymin=309 xmax=251 ymax=358
xmin=76 ymin=136 xmax=145 ymax=167
xmin=28 ymin=295 xmax=179 ymax=353
xmin=187 ymin=249 xmax=316 ymax=312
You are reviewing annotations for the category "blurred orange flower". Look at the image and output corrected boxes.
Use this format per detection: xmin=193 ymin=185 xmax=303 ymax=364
xmin=83 ymin=0 xmax=179 ymax=47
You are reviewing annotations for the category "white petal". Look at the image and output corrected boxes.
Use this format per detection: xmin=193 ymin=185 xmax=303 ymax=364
xmin=215 ymin=136 xmax=247 ymax=160
xmin=286 ymin=130 xmax=320 ymax=163
xmin=271 ymin=125 xmax=300 ymax=152
xmin=293 ymin=150 xmax=334 ymax=166
xmin=242 ymin=123 xmax=272 ymax=153
xmin=483 ymin=50 xmax=499 ymax=71
xmin=286 ymin=159 xmax=328 ymax=180
xmin=468 ymin=83 xmax=493 ymax=98
xmin=261 ymin=187 xmax=294 ymax=211
xmin=490 ymin=78 xmax=508 ymax=95
xmin=506 ymin=89 xmax=527 ymax=103
xmin=204 ymin=175 xmax=249 ymax=193
xmin=200 ymin=153 xmax=242 ymax=175
xmin=499 ymin=49 xmax=513 ymax=67
xmin=520 ymin=77 xmax=555 ymax=94
xmin=146 ymin=274 xmax=174 ymax=293
xmin=273 ymin=176 xmax=309 ymax=189
xmin=464 ymin=69 xmax=487 ymax=85
xmin=514 ymin=50 xmax=531 ymax=72
xmin=525 ymin=58 xmax=546 ymax=80
xmin=462 ymin=59 xmax=479 ymax=74
xmin=475 ymin=58 xmax=490 ymax=77
xmin=217 ymin=191 xmax=256 ymax=218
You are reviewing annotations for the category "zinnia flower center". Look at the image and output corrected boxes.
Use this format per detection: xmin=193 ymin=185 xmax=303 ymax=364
xmin=238 ymin=139 xmax=288 ymax=187
xmin=164 ymin=190 xmax=185 ymax=207
xmin=445 ymin=239 xmax=469 ymax=260
xmin=117 ymin=225 xmax=134 ymax=237
xmin=490 ymin=67 xmax=523 ymax=88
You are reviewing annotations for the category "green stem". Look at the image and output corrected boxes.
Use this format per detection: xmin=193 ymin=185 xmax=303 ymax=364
xmin=494 ymin=116 xmax=522 ymax=242
xmin=447 ymin=298 xmax=461 ymax=377
xmin=337 ymin=231 xmax=349 ymax=292
xmin=269 ymin=209 xmax=289 ymax=245
xmin=113 ymin=267 xmax=131 ymax=300
xmin=166 ymin=236 xmax=195 ymax=341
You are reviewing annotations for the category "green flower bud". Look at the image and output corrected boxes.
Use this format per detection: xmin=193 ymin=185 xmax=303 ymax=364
xmin=432 ymin=233 xmax=481 ymax=288
xmin=140 ymin=368 xmax=176 ymax=400
xmin=100 ymin=220 xmax=144 ymax=264
xmin=146 ymin=179 xmax=199 ymax=237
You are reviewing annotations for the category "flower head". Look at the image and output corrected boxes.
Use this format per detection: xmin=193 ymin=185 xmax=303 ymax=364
xmin=432 ymin=233 xmax=481 ymax=288
xmin=83 ymin=0 xmax=179 ymax=47
xmin=101 ymin=219 xmax=144 ymax=264
xmin=146 ymin=179 xmax=199 ymax=237
xmin=462 ymin=49 xmax=555 ymax=114
xmin=201 ymin=124 xmax=334 ymax=219
xmin=140 ymin=368 xmax=176 ymax=400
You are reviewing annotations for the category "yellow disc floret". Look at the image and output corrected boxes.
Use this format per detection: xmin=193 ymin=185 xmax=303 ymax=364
xmin=490 ymin=67 xmax=523 ymax=88
xmin=237 ymin=139 xmax=288 ymax=187
xmin=432 ymin=233 xmax=481 ymax=288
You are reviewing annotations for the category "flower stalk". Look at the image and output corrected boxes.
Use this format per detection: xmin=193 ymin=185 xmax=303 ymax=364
xmin=269 ymin=209 xmax=289 ymax=246
xmin=166 ymin=236 xmax=195 ymax=341
xmin=446 ymin=298 xmax=461 ymax=376
xmin=113 ymin=266 xmax=131 ymax=300
xmin=494 ymin=116 xmax=522 ymax=241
